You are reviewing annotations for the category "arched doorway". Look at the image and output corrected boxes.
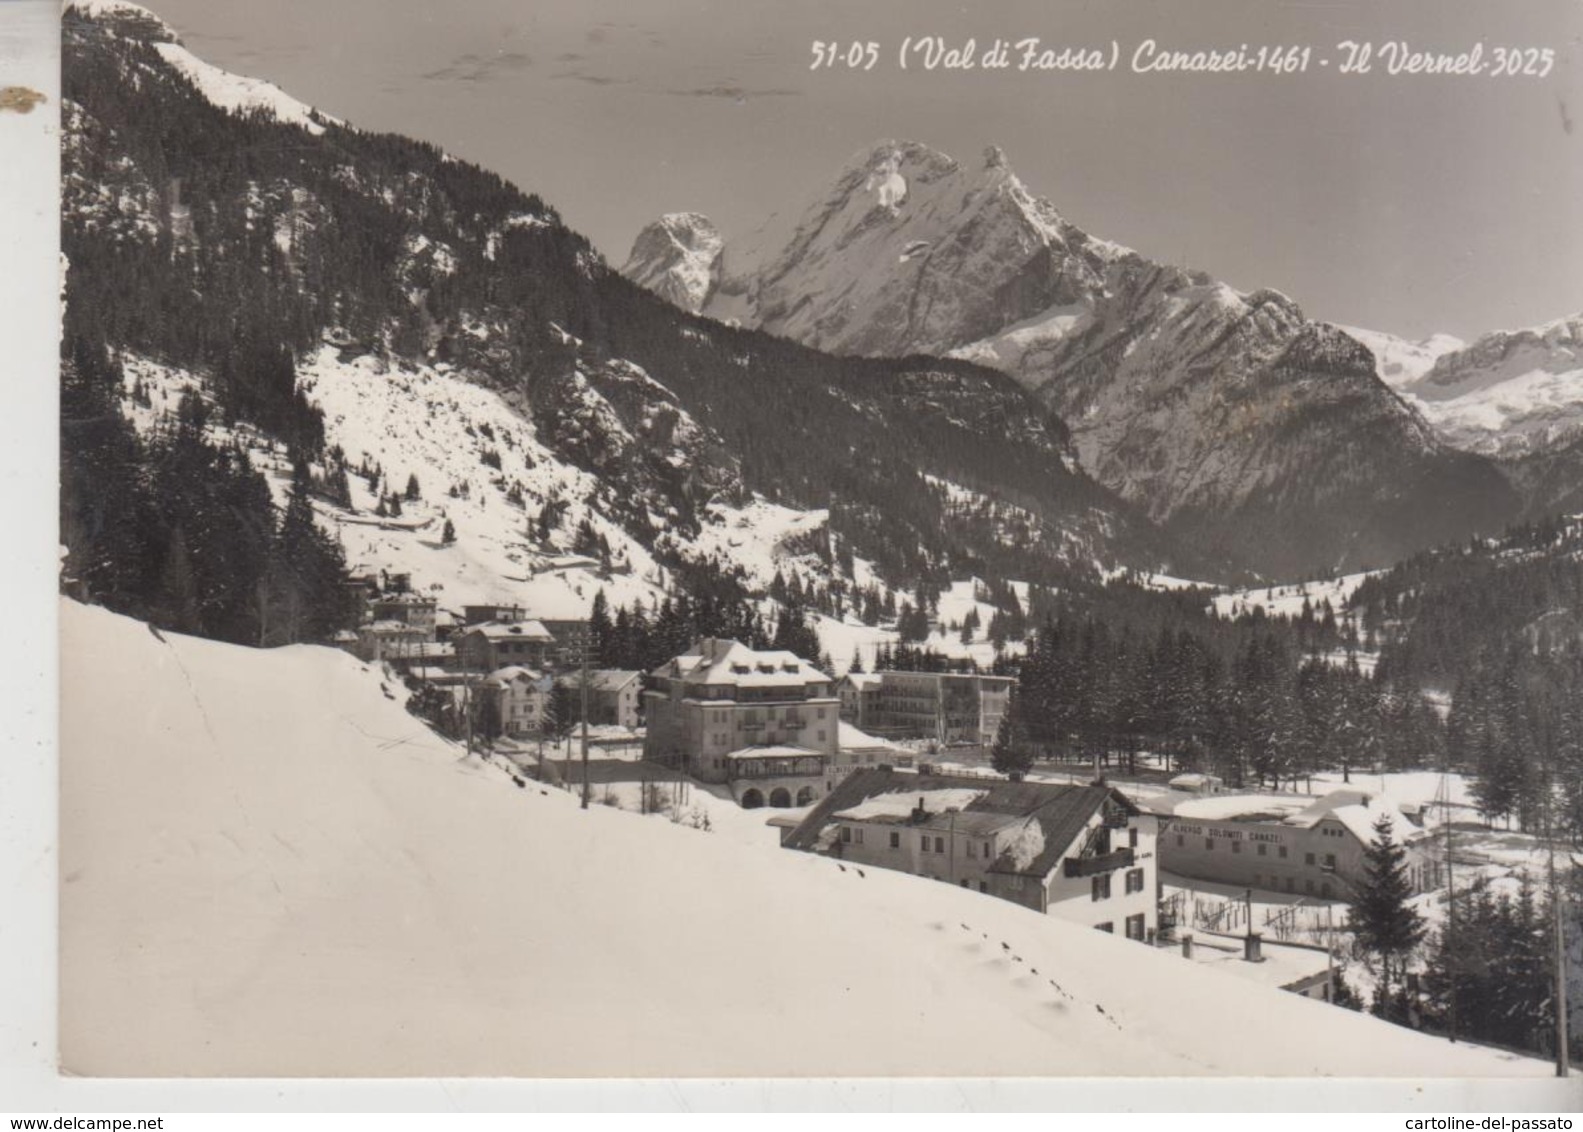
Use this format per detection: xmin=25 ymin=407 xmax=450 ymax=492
xmin=769 ymin=787 xmax=792 ymax=808
xmin=740 ymin=788 xmax=764 ymax=809
xmin=795 ymin=786 xmax=816 ymax=806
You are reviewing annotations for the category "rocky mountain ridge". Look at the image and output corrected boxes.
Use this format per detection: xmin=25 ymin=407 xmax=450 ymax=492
xmin=625 ymin=139 xmax=1522 ymax=578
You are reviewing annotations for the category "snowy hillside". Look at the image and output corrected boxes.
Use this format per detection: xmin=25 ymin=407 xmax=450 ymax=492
xmin=119 ymin=345 xmax=945 ymax=618
xmin=69 ymin=1 xmax=338 ymax=133
xmin=59 ymin=599 xmax=1546 ymax=1077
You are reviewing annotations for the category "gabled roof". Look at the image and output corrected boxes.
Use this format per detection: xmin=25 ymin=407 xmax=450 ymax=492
xmin=784 ymin=767 xmax=1132 ymax=879
xmin=652 ymin=638 xmax=829 ymax=688
xmin=483 ymin=665 xmax=545 ymax=687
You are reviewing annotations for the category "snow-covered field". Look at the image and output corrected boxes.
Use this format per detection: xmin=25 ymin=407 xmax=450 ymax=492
xmin=57 ymin=599 xmax=1550 ymax=1077
xmin=1210 ymin=572 xmax=1376 ymax=620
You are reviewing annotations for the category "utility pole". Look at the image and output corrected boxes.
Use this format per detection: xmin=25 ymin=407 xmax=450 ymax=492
xmin=579 ymin=640 xmax=591 ymax=810
xmin=1440 ymin=771 xmax=1459 ymax=1044
xmin=1548 ymin=774 xmax=1570 ymax=1077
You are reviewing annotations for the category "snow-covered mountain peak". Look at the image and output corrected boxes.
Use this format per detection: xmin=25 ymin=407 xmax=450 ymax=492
xmin=620 ymin=212 xmax=723 ymax=313
xmin=1380 ymin=311 xmax=1583 ymax=458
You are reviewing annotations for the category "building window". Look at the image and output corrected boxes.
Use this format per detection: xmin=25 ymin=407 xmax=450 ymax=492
xmin=978 ymin=881 xmax=988 ymax=893
xmin=841 ymin=826 xmax=852 ymax=843
xmin=1305 ymin=852 xmax=1316 ymax=866
xmin=1176 ymin=834 xmax=1185 ymax=847
xmin=889 ymin=831 xmax=900 ymax=849
xmin=1125 ymin=868 xmax=1145 ymax=894
xmin=1232 ymin=841 xmax=1242 ymax=854
xmin=1324 ymin=853 xmax=1336 ymax=870
xmin=855 ymin=828 xmax=864 ymax=845
xmin=1279 ymin=846 xmax=1288 ymax=859
xmin=1095 ymin=922 xmax=1114 ymax=933
xmin=921 ymin=834 xmax=930 ymax=851
xmin=934 ymin=836 xmax=945 ymax=853
xmin=1128 ymin=828 xmax=1139 ymax=848
xmin=1257 ymin=843 xmax=1268 ymax=856
xmin=1305 ymin=879 xmax=1315 ymax=894
xmin=1206 ymin=838 xmax=1215 ymax=851
xmin=966 ymin=842 xmax=976 ymax=858
xmin=1321 ymin=882 xmax=1334 ymax=899
xmin=1092 ymin=875 xmax=1111 ymax=902
xmin=1125 ymin=914 xmax=1147 ymax=942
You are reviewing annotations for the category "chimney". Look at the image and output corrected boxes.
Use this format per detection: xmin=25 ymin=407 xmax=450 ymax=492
xmin=1243 ymin=933 xmax=1264 ymax=963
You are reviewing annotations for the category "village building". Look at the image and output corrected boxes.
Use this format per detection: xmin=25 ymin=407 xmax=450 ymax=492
xmin=783 ymin=768 xmax=1160 ymax=939
xmin=354 ymin=619 xmax=429 ymax=664
xmin=835 ymin=670 xmax=1013 ymax=746
xmin=643 ymin=638 xmax=838 ymax=807
xmin=457 ymin=620 xmax=557 ymax=672
xmin=1168 ymin=771 xmax=1224 ymax=795
xmin=559 ymin=669 xmax=644 ymax=729
xmin=1153 ymin=788 xmax=1440 ymax=900
xmin=824 ymin=720 xmax=912 ymax=789
xmin=475 ymin=666 xmax=551 ymax=739
xmin=369 ymin=592 xmax=438 ymax=638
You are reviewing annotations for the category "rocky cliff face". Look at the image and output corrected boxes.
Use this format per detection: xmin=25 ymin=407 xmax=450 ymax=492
xmin=626 ymin=139 xmax=1518 ymax=577
xmin=620 ymin=212 xmax=722 ymax=314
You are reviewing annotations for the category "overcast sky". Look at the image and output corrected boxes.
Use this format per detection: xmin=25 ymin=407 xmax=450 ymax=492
xmin=142 ymin=0 xmax=1583 ymax=341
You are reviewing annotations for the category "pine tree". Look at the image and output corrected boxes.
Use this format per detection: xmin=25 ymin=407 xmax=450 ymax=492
xmin=1348 ymin=814 xmax=1427 ymax=1018
xmin=404 ymin=472 xmax=420 ymax=501
xmin=441 ymin=518 xmax=456 ymax=545
xmin=990 ymin=686 xmax=1034 ymax=781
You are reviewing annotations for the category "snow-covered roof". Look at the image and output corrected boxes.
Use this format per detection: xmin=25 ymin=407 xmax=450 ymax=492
xmin=656 ymin=638 xmax=829 ymax=688
xmin=724 ymin=744 xmax=824 ymax=761
xmin=467 ymin=620 xmax=554 ymax=642
xmin=837 ymin=721 xmax=901 ymax=751
xmin=1171 ymin=789 xmax=1427 ymax=844
xmin=1172 ymin=793 xmax=1314 ymax=823
xmin=1168 ymin=772 xmax=1222 ymax=789
xmin=834 ymin=788 xmax=988 ymax=822
xmin=484 ymin=665 xmax=544 ymax=686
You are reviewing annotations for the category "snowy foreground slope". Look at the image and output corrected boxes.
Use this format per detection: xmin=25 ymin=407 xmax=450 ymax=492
xmin=59 ymin=600 xmax=1545 ymax=1078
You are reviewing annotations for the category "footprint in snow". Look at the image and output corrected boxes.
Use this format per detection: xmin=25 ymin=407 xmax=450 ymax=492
xmin=836 ymin=864 xmax=846 ymax=873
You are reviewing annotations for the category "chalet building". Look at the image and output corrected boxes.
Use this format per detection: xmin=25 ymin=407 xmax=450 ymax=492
xmin=836 ymin=670 xmax=1013 ymax=746
xmin=643 ymin=638 xmax=838 ymax=807
xmin=784 ymin=769 xmax=1159 ymax=939
xmin=355 ymin=620 xmax=429 ymax=663
xmin=559 ymin=669 xmax=643 ymax=729
xmin=836 ymin=672 xmax=882 ymax=727
xmin=369 ymin=593 xmax=438 ymax=638
xmin=476 ymin=666 xmax=551 ymax=739
xmin=1155 ymin=789 xmax=1439 ymax=900
xmin=457 ymin=620 xmax=557 ymax=672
